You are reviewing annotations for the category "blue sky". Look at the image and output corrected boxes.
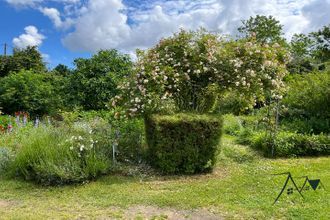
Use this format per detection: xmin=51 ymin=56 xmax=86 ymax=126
xmin=1 ymin=0 xmax=330 ymax=69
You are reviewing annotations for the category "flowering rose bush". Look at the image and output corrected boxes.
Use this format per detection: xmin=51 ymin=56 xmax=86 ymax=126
xmin=112 ymin=29 xmax=289 ymax=117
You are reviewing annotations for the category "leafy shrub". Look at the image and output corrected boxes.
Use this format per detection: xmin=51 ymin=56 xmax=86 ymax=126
xmin=250 ymin=131 xmax=330 ymax=157
xmin=234 ymin=114 xmax=266 ymax=144
xmin=0 ymin=70 xmax=62 ymax=116
xmin=281 ymin=117 xmax=330 ymax=134
xmin=0 ymin=115 xmax=11 ymax=132
xmin=9 ymin=121 xmax=112 ymax=185
xmin=112 ymin=118 xmax=145 ymax=164
xmin=145 ymin=113 xmax=223 ymax=174
xmin=237 ymin=128 xmax=254 ymax=145
xmin=282 ymin=71 xmax=330 ymax=134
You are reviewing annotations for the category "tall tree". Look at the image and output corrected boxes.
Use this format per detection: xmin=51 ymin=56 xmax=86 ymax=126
xmin=238 ymin=15 xmax=284 ymax=44
xmin=288 ymin=33 xmax=314 ymax=73
xmin=52 ymin=64 xmax=72 ymax=77
xmin=290 ymin=33 xmax=313 ymax=58
xmin=67 ymin=49 xmax=133 ymax=110
xmin=310 ymin=25 xmax=330 ymax=62
xmin=0 ymin=70 xmax=61 ymax=116
xmin=0 ymin=46 xmax=46 ymax=77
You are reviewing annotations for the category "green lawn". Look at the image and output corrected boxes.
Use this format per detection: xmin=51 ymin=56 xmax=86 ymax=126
xmin=0 ymin=135 xmax=329 ymax=219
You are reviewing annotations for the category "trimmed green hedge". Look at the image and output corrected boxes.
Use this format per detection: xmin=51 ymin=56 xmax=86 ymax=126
xmin=145 ymin=114 xmax=223 ymax=174
xmin=250 ymin=131 xmax=330 ymax=157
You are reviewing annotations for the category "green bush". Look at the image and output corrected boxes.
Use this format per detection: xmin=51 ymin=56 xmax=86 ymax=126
xmin=145 ymin=114 xmax=223 ymax=174
xmin=112 ymin=118 xmax=145 ymax=164
xmin=250 ymin=131 xmax=330 ymax=157
xmin=281 ymin=117 xmax=330 ymax=134
xmin=237 ymin=128 xmax=254 ymax=145
xmin=0 ymin=70 xmax=62 ymax=116
xmin=0 ymin=115 xmax=11 ymax=131
xmin=8 ymin=121 xmax=112 ymax=185
xmin=282 ymin=71 xmax=330 ymax=134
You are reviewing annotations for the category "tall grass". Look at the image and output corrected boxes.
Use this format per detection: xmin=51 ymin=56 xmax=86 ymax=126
xmin=4 ymin=119 xmax=113 ymax=185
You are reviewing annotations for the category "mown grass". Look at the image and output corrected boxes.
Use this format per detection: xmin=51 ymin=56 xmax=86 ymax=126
xmin=0 ymin=134 xmax=329 ymax=219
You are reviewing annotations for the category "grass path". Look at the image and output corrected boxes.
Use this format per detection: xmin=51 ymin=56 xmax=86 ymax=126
xmin=0 ymin=135 xmax=329 ymax=219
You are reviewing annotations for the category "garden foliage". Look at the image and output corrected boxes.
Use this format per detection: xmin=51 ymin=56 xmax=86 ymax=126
xmin=6 ymin=119 xmax=113 ymax=185
xmin=145 ymin=114 xmax=223 ymax=174
xmin=113 ymin=29 xmax=289 ymax=117
xmin=250 ymin=131 xmax=330 ymax=157
xmin=67 ymin=50 xmax=133 ymax=110
xmin=1 ymin=19 xmax=330 ymax=186
xmin=0 ymin=70 xmax=62 ymax=116
xmin=0 ymin=46 xmax=46 ymax=77
xmin=282 ymin=71 xmax=330 ymax=134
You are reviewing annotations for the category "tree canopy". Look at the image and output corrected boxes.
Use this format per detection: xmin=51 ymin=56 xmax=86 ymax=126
xmin=238 ymin=15 xmax=284 ymax=44
xmin=67 ymin=49 xmax=133 ymax=110
xmin=310 ymin=25 xmax=330 ymax=62
xmin=0 ymin=46 xmax=46 ymax=77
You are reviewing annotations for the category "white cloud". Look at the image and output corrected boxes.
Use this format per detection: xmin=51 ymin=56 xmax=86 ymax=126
xmin=6 ymin=0 xmax=80 ymax=8
xmin=12 ymin=26 xmax=45 ymax=48
xmin=63 ymin=0 xmax=316 ymax=53
xmin=62 ymin=0 xmax=131 ymax=52
xmin=42 ymin=53 xmax=51 ymax=63
xmin=5 ymin=0 xmax=42 ymax=7
xmin=39 ymin=7 xmax=74 ymax=29
xmin=302 ymin=0 xmax=330 ymax=31
xmin=7 ymin=0 xmax=330 ymax=54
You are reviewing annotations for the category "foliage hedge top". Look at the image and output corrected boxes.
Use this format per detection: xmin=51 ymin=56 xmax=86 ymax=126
xmin=148 ymin=113 xmax=222 ymax=124
xmin=145 ymin=113 xmax=223 ymax=174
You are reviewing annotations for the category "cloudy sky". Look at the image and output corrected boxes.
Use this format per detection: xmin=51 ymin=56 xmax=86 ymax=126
xmin=1 ymin=0 xmax=329 ymax=68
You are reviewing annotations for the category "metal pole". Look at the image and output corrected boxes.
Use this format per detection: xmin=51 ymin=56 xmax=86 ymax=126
xmin=4 ymin=43 xmax=7 ymax=56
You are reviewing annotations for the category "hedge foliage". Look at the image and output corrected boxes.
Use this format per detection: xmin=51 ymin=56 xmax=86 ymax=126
xmin=250 ymin=131 xmax=330 ymax=157
xmin=145 ymin=114 xmax=223 ymax=174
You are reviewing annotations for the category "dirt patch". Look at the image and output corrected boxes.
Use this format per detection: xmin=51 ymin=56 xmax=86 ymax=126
xmin=123 ymin=205 xmax=222 ymax=220
xmin=0 ymin=200 xmax=14 ymax=208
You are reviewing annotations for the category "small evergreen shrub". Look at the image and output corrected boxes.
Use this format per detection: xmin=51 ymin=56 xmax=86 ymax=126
xmin=145 ymin=114 xmax=223 ymax=174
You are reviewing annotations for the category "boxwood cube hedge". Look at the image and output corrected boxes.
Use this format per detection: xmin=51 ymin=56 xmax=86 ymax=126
xmin=145 ymin=113 xmax=223 ymax=174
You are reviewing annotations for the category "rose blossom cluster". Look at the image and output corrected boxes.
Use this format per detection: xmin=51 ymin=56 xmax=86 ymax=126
xmin=112 ymin=30 xmax=289 ymax=118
